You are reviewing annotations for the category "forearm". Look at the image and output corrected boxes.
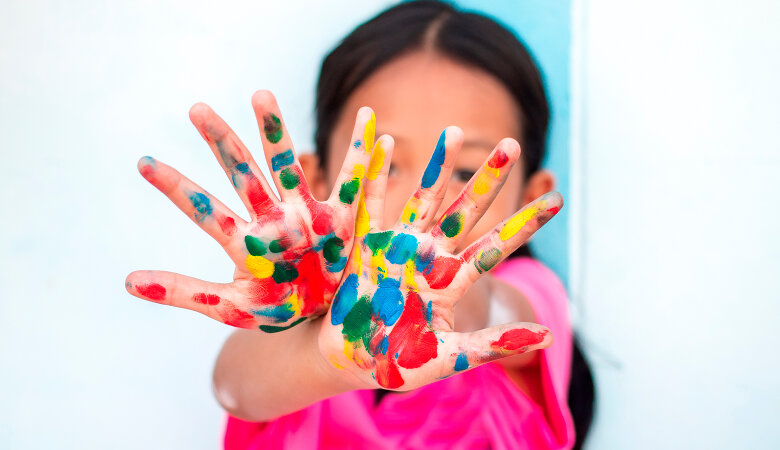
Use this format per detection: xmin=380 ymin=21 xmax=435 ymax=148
xmin=212 ymin=320 xmax=353 ymax=422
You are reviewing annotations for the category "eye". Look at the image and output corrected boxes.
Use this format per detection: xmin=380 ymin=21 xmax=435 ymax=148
xmin=452 ymin=169 xmax=476 ymax=183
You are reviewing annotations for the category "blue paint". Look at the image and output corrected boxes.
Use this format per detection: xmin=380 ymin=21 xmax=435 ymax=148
xmin=331 ymin=274 xmax=359 ymax=325
xmin=189 ymin=192 xmax=212 ymax=222
xmin=426 ymin=301 xmax=433 ymax=324
xmin=352 ymin=140 xmax=362 ymax=149
xmin=379 ymin=336 xmax=389 ymax=355
xmin=139 ymin=156 xmax=156 ymax=168
xmin=216 ymin=141 xmax=239 ymax=168
xmin=271 ymin=149 xmax=294 ymax=171
xmin=454 ymin=353 xmax=469 ymax=371
xmin=371 ymin=277 xmax=404 ymax=326
xmin=415 ymin=247 xmax=435 ymax=275
xmin=327 ymin=256 xmax=347 ymax=273
xmin=251 ymin=304 xmax=294 ymax=323
xmin=235 ymin=162 xmax=251 ymax=174
xmin=385 ymin=233 xmax=419 ymax=265
xmin=420 ymin=130 xmax=446 ymax=188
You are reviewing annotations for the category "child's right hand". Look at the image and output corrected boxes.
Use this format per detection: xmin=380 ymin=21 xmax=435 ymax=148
xmin=125 ymin=91 xmax=377 ymax=332
xmin=318 ymin=127 xmax=562 ymax=391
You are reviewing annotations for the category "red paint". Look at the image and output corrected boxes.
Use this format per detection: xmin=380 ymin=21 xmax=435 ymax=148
xmin=245 ymin=176 xmax=281 ymax=222
xmin=136 ymin=282 xmax=166 ymax=301
xmin=303 ymin=194 xmax=334 ymax=236
xmin=192 ymin=293 xmax=221 ymax=305
xmin=249 ymin=277 xmax=292 ymax=305
xmin=546 ymin=206 xmax=561 ymax=214
xmin=293 ymin=250 xmax=335 ymax=315
xmin=487 ymin=149 xmax=509 ymax=169
xmin=491 ymin=328 xmax=548 ymax=351
xmin=388 ymin=291 xmax=438 ymax=369
xmin=220 ymin=300 xmax=256 ymax=328
xmin=422 ymin=256 xmax=462 ymax=289
xmin=216 ymin=215 xmax=237 ymax=236
xmin=375 ymin=354 xmax=404 ymax=389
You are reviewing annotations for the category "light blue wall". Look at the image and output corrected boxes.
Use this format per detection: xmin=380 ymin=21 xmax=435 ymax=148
xmin=455 ymin=0 xmax=571 ymax=286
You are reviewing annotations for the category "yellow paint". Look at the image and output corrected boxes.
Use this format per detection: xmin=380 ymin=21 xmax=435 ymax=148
xmin=401 ymin=197 xmax=422 ymax=225
xmin=352 ymin=163 xmax=365 ymax=179
xmin=343 ymin=340 xmax=355 ymax=362
xmin=370 ymin=251 xmax=387 ymax=284
xmin=287 ymin=292 xmax=301 ymax=317
xmin=355 ymin=192 xmax=370 ymax=237
xmin=363 ymin=112 xmax=376 ymax=153
xmin=366 ymin=140 xmax=384 ymax=180
xmin=498 ymin=200 xmax=546 ymax=241
xmin=472 ymin=171 xmax=492 ymax=195
xmin=351 ymin=240 xmax=362 ymax=273
xmin=329 ymin=354 xmax=344 ymax=369
xmin=245 ymin=255 xmax=274 ymax=278
xmin=404 ymin=260 xmax=418 ymax=291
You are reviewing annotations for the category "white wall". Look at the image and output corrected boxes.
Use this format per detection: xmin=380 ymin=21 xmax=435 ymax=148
xmin=0 ymin=1 xmax=392 ymax=449
xmin=573 ymin=1 xmax=780 ymax=448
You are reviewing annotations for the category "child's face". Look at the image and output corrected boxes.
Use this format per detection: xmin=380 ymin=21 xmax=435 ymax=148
xmin=307 ymin=50 xmax=552 ymax=251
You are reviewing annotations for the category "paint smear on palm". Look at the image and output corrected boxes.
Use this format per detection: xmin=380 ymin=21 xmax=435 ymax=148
xmin=363 ymin=112 xmax=376 ymax=154
xmin=401 ymin=196 xmax=422 ymax=225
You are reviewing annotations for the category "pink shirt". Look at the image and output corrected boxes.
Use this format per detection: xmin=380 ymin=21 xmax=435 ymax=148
xmin=224 ymin=257 xmax=575 ymax=449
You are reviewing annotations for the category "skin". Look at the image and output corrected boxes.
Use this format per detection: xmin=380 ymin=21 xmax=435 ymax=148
xmin=128 ymin=51 xmax=562 ymax=420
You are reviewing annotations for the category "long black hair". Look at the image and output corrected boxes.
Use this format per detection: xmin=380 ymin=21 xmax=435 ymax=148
xmin=314 ymin=1 xmax=594 ymax=447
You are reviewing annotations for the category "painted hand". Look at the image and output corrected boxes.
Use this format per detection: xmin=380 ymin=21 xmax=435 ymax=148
xmin=125 ymin=91 xmax=377 ymax=332
xmin=320 ymin=127 xmax=563 ymax=389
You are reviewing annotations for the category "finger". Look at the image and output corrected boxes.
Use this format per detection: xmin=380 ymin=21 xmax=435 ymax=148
xmin=430 ymin=138 xmax=521 ymax=251
xmin=357 ymin=134 xmax=395 ymax=235
xmin=250 ymin=90 xmax=312 ymax=202
xmin=189 ymin=102 xmax=282 ymax=222
xmin=125 ymin=270 xmax=256 ymax=328
xmin=137 ymin=156 xmax=247 ymax=247
xmin=457 ymin=191 xmax=563 ymax=284
xmin=436 ymin=322 xmax=553 ymax=378
xmin=328 ymin=107 xmax=377 ymax=212
xmin=396 ymin=127 xmax=463 ymax=231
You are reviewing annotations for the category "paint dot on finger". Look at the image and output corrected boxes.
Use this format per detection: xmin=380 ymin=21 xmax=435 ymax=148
xmin=491 ymin=328 xmax=549 ymax=352
xmin=474 ymin=248 xmax=501 ymax=273
xmin=263 ymin=113 xmax=283 ymax=143
xmin=192 ymin=293 xmax=221 ymax=305
xmin=487 ymin=149 xmax=509 ymax=168
xmin=279 ymin=167 xmax=300 ymax=190
xmin=136 ymin=282 xmax=166 ymax=301
xmin=439 ymin=211 xmax=464 ymax=238
xmin=271 ymin=149 xmax=294 ymax=171
xmin=498 ymin=202 xmax=545 ymax=241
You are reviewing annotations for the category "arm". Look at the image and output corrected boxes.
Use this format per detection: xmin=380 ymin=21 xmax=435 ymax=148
xmin=213 ymin=322 xmax=353 ymax=422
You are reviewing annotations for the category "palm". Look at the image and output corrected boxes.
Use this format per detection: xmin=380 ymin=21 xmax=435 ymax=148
xmin=320 ymin=128 xmax=562 ymax=389
xmin=126 ymin=91 xmax=377 ymax=332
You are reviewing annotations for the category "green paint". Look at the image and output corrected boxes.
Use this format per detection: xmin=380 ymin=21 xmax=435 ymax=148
xmin=342 ymin=294 xmax=373 ymax=349
xmin=476 ymin=247 xmax=502 ymax=273
xmin=259 ymin=316 xmax=306 ymax=333
xmin=279 ymin=167 xmax=300 ymax=190
xmin=263 ymin=113 xmax=283 ymax=143
xmin=245 ymin=235 xmax=267 ymax=256
xmin=272 ymin=261 xmax=299 ymax=283
xmin=322 ymin=237 xmax=345 ymax=263
xmin=440 ymin=211 xmax=464 ymax=238
xmin=338 ymin=178 xmax=360 ymax=204
xmin=365 ymin=231 xmax=393 ymax=255
xmin=269 ymin=238 xmax=289 ymax=253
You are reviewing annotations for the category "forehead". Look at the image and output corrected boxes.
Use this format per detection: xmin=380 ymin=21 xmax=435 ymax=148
xmin=331 ymin=50 xmax=522 ymax=160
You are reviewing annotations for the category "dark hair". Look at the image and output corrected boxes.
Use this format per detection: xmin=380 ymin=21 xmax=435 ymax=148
xmin=314 ymin=1 xmax=594 ymax=447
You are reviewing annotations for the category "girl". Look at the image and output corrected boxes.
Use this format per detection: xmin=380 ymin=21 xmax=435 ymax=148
xmin=126 ymin=1 xmax=594 ymax=448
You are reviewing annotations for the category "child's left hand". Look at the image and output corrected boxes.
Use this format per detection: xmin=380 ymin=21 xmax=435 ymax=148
xmin=318 ymin=127 xmax=562 ymax=390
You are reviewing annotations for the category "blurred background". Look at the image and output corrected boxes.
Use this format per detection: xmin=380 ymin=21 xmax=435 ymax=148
xmin=1 ymin=0 xmax=778 ymax=448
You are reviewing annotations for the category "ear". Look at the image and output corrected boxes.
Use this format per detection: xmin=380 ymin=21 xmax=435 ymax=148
xmin=521 ymin=169 xmax=556 ymax=206
xmin=299 ymin=153 xmax=328 ymax=201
